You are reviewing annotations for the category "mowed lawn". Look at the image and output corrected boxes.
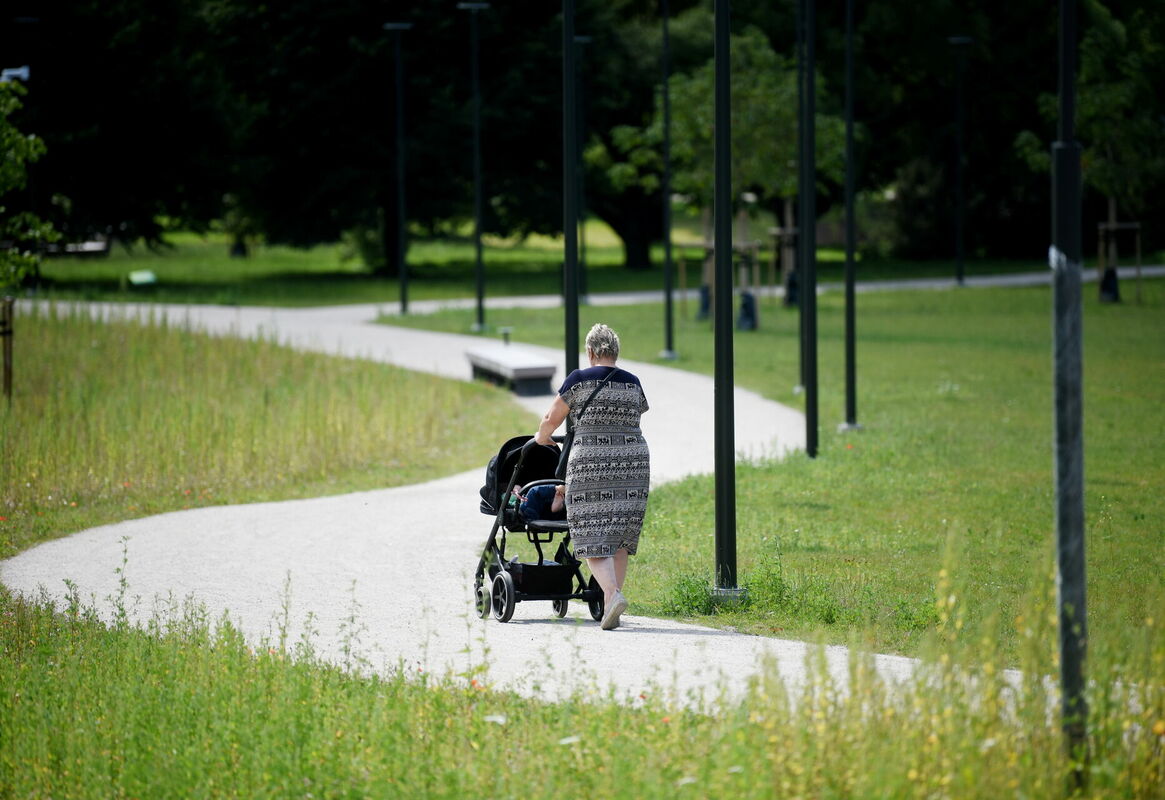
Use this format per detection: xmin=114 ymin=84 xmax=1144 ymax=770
xmin=386 ymin=280 xmax=1165 ymax=663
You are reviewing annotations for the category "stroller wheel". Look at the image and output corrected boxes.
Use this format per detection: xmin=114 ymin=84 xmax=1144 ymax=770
xmin=587 ymin=576 xmax=604 ymax=621
xmin=474 ymin=582 xmax=491 ymax=619
xmin=551 ymin=598 xmax=569 ymax=618
xmin=491 ymin=571 xmax=516 ymax=623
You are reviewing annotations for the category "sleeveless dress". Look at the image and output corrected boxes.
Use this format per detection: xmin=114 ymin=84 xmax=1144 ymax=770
xmin=559 ymin=365 xmax=651 ymax=558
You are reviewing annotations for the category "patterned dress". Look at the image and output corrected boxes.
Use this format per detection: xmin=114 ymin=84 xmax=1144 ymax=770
xmin=559 ymin=365 xmax=651 ymax=558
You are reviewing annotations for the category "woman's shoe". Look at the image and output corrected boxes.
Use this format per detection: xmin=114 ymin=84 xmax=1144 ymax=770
xmin=600 ymin=590 xmax=628 ymax=630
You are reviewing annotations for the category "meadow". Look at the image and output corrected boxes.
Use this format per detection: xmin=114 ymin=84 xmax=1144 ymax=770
xmin=386 ymin=281 xmax=1165 ymax=665
xmin=29 ymin=219 xmax=1062 ymax=307
xmin=3 ymin=242 xmax=1163 ymax=797
xmin=0 ymin=304 xmax=535 ymax=558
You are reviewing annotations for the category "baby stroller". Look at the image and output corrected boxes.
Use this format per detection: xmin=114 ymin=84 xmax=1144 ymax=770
xmin=473 ymin=435 xmax=605 ymax=623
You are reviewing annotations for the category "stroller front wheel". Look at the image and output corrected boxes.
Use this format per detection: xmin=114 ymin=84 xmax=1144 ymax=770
xmin=491 ymin=571 xmax=516 ymax=623
xmin=551 ymin=598 xmax=569 ymax=618
xmin=474 ymin=581 xmax=491 ymax=619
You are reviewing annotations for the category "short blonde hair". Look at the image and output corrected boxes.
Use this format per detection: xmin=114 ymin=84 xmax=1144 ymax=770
xmin=585 ymin=323 xmax=620 ymax=360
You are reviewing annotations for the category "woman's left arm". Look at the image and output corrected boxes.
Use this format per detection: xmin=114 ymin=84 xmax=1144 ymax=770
xmin=535 ymin=395 xmax=570 ymax=445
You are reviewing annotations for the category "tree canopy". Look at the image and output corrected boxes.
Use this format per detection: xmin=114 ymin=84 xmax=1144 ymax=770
xmin=4 ymin=0 xmax=1162 ymax=267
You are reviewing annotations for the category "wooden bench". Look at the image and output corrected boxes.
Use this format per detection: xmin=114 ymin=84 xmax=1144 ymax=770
xmin=466 ymin=344 xmax=556 ymax=396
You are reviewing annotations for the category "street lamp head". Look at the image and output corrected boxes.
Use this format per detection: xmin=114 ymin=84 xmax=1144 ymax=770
xmin=947 ymin=35 xmax=973 ymax=46
xmin=383 ymin=22 xmax=413 ymax=31
xmin=456 ymin=3 xmax=491 ymax=10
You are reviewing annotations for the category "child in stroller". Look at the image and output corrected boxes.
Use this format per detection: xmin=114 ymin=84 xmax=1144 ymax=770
xmin=473 ymin=434 xmax=604 ymax=623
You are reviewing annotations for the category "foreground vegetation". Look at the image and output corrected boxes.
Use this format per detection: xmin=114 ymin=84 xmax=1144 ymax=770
xmin=2 ymin=579 xmax=1161 ymax=798
xmin=388 ymin=280 xmax=1165 ymax=663
xmin=0 ymin=305 xmax=534 ymax=558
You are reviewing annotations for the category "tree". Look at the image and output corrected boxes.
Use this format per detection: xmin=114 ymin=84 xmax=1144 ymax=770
xmin=0 ymin=81 xmax=58 ymax=290
xmin=598 ymin=26 xmax=844 ymax=242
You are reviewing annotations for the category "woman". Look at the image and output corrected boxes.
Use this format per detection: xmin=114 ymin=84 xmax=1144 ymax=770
xmin=534 ymin=323 xmax=650 ymax=630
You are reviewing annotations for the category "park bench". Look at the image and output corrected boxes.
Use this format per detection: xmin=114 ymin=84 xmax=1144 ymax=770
xmin=466 ymin=343 xmax=556 ymax=396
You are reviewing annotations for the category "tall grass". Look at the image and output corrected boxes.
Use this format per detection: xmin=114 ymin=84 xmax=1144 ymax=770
xmin=2 ymin=566 xmax=1161 ymax=799
xmin=0 ymin=304 xmax=535 ymax=557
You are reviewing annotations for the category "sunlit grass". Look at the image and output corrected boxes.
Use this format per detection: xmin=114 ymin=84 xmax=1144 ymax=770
xmin=0 ymin=304 xmax=536 ymax=558
xmin=1 ymin=568 xmax=1161 ymax=798
xmin=388 ymin=281 xmax=1165 ymax=662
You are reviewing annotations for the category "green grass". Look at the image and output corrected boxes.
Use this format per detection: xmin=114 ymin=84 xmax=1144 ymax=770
xmin=385 ymin=280 xmax=1165 ymax=663
xmin=29 ymin=224 xmax=1113 ymax=307
xmin=0 ymin=305 xmax=536 ymax=558
xmin=2 ymin=578 xmax=1162 ymax=798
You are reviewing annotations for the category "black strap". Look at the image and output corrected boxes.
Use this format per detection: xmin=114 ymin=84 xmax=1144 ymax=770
xmin=573 ymin=367 xmax=617 ymax=428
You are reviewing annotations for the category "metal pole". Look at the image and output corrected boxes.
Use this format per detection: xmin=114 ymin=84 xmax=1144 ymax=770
xmin=1051 ymin=0 xmax=1088 ymax=783
xmin=842 ymin=0 xmax=858 ymax=430
xmin=803 ymin=0 xmax=819 ymax=459
xmin=1 ymin=297 xmax=13 ymax=405
xmin=795 ymin=0 xmax=807 ymax=391
xmin=459 ymin=4 xmax=490 ymax=332
xmin=711 ymin=0 xmax=740 ymax=599
xmin=575 ymin=35 xmax=592 ymax=301
xmin=385 ymin=23 xmax=413 ymax=314
xmin=562 ymin=0 xmax=579 ymax=375
xmin=949 ymin=36 xmax=972 ymax=287
xmin=660 ymin=0 xmax=677 ymax=360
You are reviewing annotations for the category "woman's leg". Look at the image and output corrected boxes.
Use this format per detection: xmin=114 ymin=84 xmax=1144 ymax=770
xmin=587 ymin=556 xmax=618 ymax=604
xmin=613 ymin=548 xmax=630 ymax=591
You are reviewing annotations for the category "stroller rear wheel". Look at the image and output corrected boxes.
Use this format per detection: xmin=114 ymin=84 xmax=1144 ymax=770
xmin=587 ymin=575 xmax=604 ymax=621
xmin=491 ymin=571 xmax=516 ymax=622
xmin=551 ymin=598 xmax=569 ymax=618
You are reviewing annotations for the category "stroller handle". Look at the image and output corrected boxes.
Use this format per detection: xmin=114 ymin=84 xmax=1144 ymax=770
xmin=522 ymin=435 xmax=564 ymax=452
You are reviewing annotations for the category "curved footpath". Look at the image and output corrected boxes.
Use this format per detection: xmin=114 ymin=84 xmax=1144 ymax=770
xmin=11 ymin=267 xmax=1147 ymax=706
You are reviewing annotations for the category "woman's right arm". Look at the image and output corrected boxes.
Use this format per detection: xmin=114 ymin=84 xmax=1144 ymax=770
xmin=535 ymin=395 xmax=570 ymax=445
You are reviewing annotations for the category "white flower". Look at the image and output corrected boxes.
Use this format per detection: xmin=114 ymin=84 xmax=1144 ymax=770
xmin=677 ymin=776 xmax=697 ymax=787
xmin=558 ymin=735 xmax=581 ymax=746
xmin=483 ymin=714 xmax=507 ymax=726
xmin=727 ymin=766 xmax=744 ymax=774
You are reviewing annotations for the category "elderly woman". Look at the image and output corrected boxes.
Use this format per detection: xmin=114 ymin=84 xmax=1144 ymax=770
xmin=534 ymin=323 xmax=650 ymax=630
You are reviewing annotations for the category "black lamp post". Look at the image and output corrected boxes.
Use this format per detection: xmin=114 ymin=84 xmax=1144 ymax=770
xmin=384 ymin=22 xmax=413 ymax=314
xmin=711 ymin=0 xmax=742 ymax=602
xmin=562 ymin=0 xmax=580 ymax=375
xmin=659 ymin=0 xmax=677 ymax=360
xmin=949 ymin=35 xmax=972 ymax=287
xmin=458 ymin=3 xmax=490 ymax=332
xmin=841 ymin=0 xmax=860 ymax=432
xmin=1051 ymin=0 xmax=1088 ymax=782
xmin=574 ymin=34 xmax=592 ymax=302
xmin=798 ymin=0 xmax=819 ymax=459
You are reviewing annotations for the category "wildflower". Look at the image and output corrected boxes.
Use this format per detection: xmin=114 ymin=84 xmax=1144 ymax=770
xmin=661 ymin=716 xmax=671 ymax=724
xmin=727 ymin=766 xmax=743 ymax=774
xmin=1153 ymin=720 xmax=1165 ymax=737
xmin=123 ymin=481 xmax=131 ymax=487
xmin=676 ymin=777 xmax=697 ymax=787
xmin=558 ymin=735 xmax=581 ymax=746
xmin=846 ymin=443 xmax=854 ymax=450
xmin=483 ymin=715 xmax=507 ymax=726
xmin=0 ymin=516 xmax=7 ymax=522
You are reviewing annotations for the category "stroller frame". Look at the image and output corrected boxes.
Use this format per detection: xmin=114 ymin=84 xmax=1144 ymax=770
xmin=473 ymin=436 xmax=605 ymax=623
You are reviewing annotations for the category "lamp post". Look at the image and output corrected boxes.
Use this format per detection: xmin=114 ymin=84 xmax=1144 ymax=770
xmin=574 ymin=34 xmax=592 ymax=302
xmin=384 ymin=22 xmax=413 ymax=314
xmin=948 ymin=35 xmax=972 ymax=287
xmin=458 ymin=3 xmax=490 ymax=332
xmin=711 ymin=0 xmax=742 ymax=602
xmin=659 ymin=0 xmax=677 ymax=360
xmin=562 ymin=0 xmax=580 ymax=375
xmin=799 ymin=0 xmax=819 ymax=459
xmin=1051 ymin=0 xmax=1088 ymax=783
xmin=840 ymin=0 xmax=860 ymax=432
